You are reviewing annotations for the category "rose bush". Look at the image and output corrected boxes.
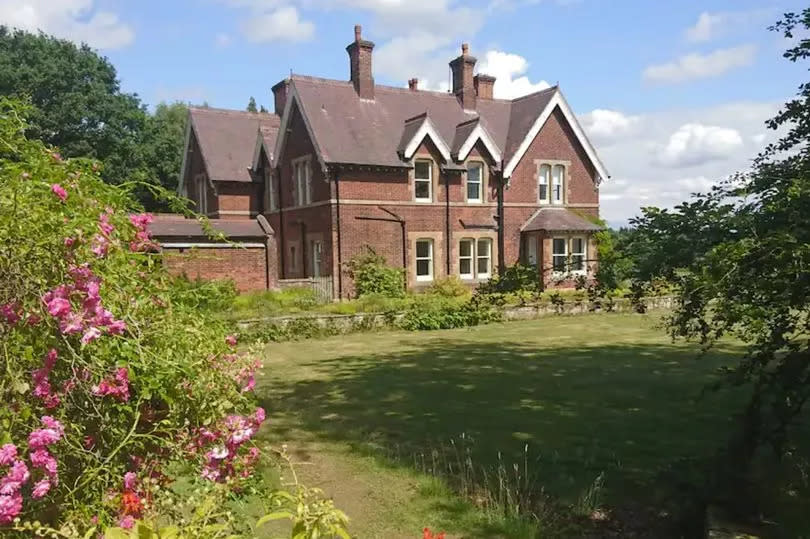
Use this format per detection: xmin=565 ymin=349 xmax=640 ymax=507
xmin=0 ymin=99 xmax=347 ymax=537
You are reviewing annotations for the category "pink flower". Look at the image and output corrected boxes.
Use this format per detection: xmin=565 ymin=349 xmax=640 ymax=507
xmin=98 ymin=213 xmax=115 ymax=237
xmin=90 ymin=234 xmax=109 ymax=258
xmin=229 ymin=427 xmax=254 ymax=446
xmin=225 ymin=335 xmax=238 ymax=347
xmin=123 ymin=472 xmax=137 ymax=491
xmin=0 ymin=461 xmax=30 ymax=495
xmin=241 ymin=375 xmax=256 ymax=393
xmin=201 ymin=467 xmax=220 ymax=482
xmin=81 ymin=327 xmax=102 ymax=345
xmin=26 ymin=314 xmax=42 ymax=326
xmin=118 ymin=515 xmax=135 ymax=529
xmin=0 ymin=303 xmax=21 ymax=325
xmin=254 ymin=408 xmax=266 ymax=426
xmin=59 ymin=312 xmax=84 ymax=335
xmin=0 ymin=492 xmax=22 ymax=524
xmin=128 ymin=214 xmax=153 ymax=229
xmin=30 ymin=449 xmax=58 ymax=477
xmin=31 ymin=478 xmax=51 ymax=499
xmin=45 ymin=297 xmax=71 ymax=318
xmin=0 ymin=445 xmax=17 ymax=467
xmin=51 ymin=184 xmax=67 ymax=202
xmin=28 ymin=428 xmax=62 ymax=449
xmin=63 ymin=237 xmax=75 ymax=247
xmin=107 ymin=319 xmax=127 ymax=335
xmin=40 ymin=417 xmax=64 ymax=436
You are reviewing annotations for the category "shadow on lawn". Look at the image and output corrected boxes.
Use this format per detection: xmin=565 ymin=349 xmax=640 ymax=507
xmin=261 ymin=337 xmax=745 ymax=498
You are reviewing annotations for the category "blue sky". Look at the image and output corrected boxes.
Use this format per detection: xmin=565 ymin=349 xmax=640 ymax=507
xmin=1 ymin=0 xmax=806 ymax=224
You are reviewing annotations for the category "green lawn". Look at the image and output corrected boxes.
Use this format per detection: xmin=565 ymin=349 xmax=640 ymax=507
xmin=255 ymin=313 xmax=753 ymax=537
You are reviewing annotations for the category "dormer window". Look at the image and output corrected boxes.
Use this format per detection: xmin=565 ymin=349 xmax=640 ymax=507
xmin=466 ymin=162 xmax=482 ymax=203
xmin=414 ymin=159 xmax=432 ymax=202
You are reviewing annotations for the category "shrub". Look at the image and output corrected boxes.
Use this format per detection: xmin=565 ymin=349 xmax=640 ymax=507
xmin=399 ymin=295 xmax=501 ymax=331
xmin=426 ymin=276 xmax=472 ymax=299
xmin=346 ymin=247 xmax=405 ymax=298
xmin=0 ymin=99 xmax=346 ymax=537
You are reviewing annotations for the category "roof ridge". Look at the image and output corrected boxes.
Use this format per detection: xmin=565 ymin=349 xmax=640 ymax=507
xmin=189 ymin=106 xmax=279 ymax=118
xmin=509 ymin=85 xmax=558 ymax=103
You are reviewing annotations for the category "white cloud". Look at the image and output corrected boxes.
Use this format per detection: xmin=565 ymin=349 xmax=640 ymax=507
xmin=653 ymin=123 xmax=744 ymax=167
xmin=586 ymin=101 xmax=782 ymax=225
xmin=214 ymin=32 xmax=232 ymax=48
xmin=477 ymin=50 xmax=550 ymax=99
xmin=242 ymin=6 xmax=314 ymax=43
xmin=580 ymin=109 xmax=639 ymax=146
xmin=643 ymin=44 xmax=757 ymax=84
xmin=685 ymin=9 xmax=774 ymax=43
xmin=0 ymin=0 xmax=134 ymax=49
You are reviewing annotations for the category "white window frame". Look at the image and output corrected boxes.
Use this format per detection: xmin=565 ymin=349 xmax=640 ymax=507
xmin=415 ymin=239 xmax=434 ymax=282
xmin=551 ymin=164 xmax=565 ymax=205
xmin=458 ymin=238 xmax=474 ymax=280
xmin=538 ymin=164 xmax=550 ymax=204
xmin=414 ymin=159 xmax=433 ymax=203
xmin=311 ymin=240 xmax=323 ymax=277
xmin=570 ymin=237 xmax=587 ymax=275
xmin=476 ymin=238 xmax=492 ymax=279
xmin=466 ymin=162 xmax=483 ymax=203
xmin=552 ymin=237 xmax=568 ymax=275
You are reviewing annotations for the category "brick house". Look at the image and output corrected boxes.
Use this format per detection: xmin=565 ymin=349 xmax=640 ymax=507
xmin=170 ymin=25 xmax=609 ymax=297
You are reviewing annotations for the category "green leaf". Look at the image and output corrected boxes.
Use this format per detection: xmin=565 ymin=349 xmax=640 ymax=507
xmin=256 ymin=511 xmax=291 ymax=528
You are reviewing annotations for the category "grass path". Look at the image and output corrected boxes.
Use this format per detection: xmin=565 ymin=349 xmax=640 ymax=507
xmin=255 ymin=313 xmax=748 ymax=537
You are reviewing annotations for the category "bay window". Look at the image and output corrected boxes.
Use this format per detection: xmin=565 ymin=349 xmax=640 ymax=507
xmin=571 ymin=237 xmax=586 ymax=273
xmin=552 ymin=238 xmax=567 ymax=273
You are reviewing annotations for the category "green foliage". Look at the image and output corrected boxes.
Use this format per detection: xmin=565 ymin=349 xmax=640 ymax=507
xmin=230 ymin=287 xmax=323 ymax=318
xmin=138 ymin=102 xmax=189 ymax=211
xmin=346 ymin=247 xmax=405 ymax=298
xmin=0 ymin=99 xmax=345 ymax=537
xmin=426 ymin=276 xmax=472 ymax=299
xmin=478 ymin=263 xmax=541 ymax=296
xmin=399 ymin=295 xmax=501 ymax=331
xmin=246 ymin=97 xmax=258 ymax=113
xmin=0 ymin=26 xmax=147 ymax=188
xmin=627 ymin=10 xmax=810 ymax=515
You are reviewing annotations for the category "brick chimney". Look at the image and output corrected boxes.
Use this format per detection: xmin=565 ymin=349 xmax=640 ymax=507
xmin=450 ymin=43 xmax=477 ymax=110
xmin=346 ymin=24 xmax=375 ymax=100
xmin=474 ymin=74 xmax=496 ymax=100
xmin=271 ymin=79 xmax=289 ymax=115
xmin=408 ymin=78 xmax=419 ymax=91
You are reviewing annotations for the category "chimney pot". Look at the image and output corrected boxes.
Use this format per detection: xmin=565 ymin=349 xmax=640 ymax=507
xmin=462 ymin=43 xmax=469 ymax=55
xmin=354 ymin=24 xmax=362 ymax=41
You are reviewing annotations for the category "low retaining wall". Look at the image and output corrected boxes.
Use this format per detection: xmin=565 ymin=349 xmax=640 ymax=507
xmin=235 ymin=296 xmax=675 ymax=331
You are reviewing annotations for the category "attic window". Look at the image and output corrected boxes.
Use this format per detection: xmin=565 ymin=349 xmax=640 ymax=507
xmin=414 ymin=160 xmax=432 ymax=202
xmin=467 ymin=162 xmax=482 ymax=203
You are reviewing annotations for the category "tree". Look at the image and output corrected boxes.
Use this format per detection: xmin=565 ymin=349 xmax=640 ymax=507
xmin=246 ymin=96 xmax=258 ymax=113
xmin=0 ymin=26 xmax=147 ymax=186
xmin=629 ymin=9 xmax=810 ymax=515
xmin=260 ymin=104 xmax=269 ymax=113
xmin=138 ymin=102 xmax=189 ymax=210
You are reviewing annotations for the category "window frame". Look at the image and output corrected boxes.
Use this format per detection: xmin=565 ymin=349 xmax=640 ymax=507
xmin=551 ymin=164 xmax=565 ymax=205
xmin=458 ymin=238 xmax=474 ymax=280
xmin=415 ymin=239 xmax=434 ymax=282
xmin=265 ymin=168 xmax=277 ymax=212
xmin=570 ymin=237 xmax=587 ymax=275
xmin=476 ymin=238 xmax=492 ymax=279
xmin=292 ymin=156 xmax=312 ymax=207
xmin=538 ymin=164 xmax=550 ymax=204
xmin=466 ymin=162 xmax=483 ymax=203
xmin=414 ymin=159 xmax=433 ymax=202
xmin=552 ymin=237 xmax=568 ymax=275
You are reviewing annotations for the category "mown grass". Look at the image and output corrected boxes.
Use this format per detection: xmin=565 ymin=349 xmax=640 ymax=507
xmin=253 ymin=313 xmax=780 ymax=537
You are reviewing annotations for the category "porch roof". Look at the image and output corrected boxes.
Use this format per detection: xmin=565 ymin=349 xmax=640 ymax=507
xmin=521 ymin=208 xmax=602 ymax=233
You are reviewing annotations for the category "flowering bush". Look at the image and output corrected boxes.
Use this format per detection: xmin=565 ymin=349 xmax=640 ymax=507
xmin=0 ymin=99 xmax=347 ymax=537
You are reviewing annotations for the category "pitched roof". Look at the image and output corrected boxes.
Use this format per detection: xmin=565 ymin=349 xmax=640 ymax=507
xmin=149 ymin=215 xmax=268 ymax=240
xmin=188 ymin=107 xmax=280 ymax=183
xmin=290 ymin=75 xmax=543 ymax=168
xmin=521 ymin=208 xmax=603 ymax=232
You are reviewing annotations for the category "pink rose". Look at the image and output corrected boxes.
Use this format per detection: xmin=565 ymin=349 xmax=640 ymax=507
xmin=51 ymin=184 xmax=67 ymax=202
xmin=31 ymin=479 xmax=51 ymax=499
xmin=225 ymin=335 xmax=238 ymax=347
xmin=0 ymin=492 xmax=22 ymax=524
xmin=45 ymin=297 xmax=71 ymax=318
xmin=0 ymin=445 xmax=17 ymax=467
xmin=81 ymin=327 xmax=102 ymax=345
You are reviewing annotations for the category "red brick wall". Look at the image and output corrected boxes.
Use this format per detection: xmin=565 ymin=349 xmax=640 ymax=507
xmin=162 ymin=246 xmax=268 ymax=292
xmin=506 ymin=106 xmax=600 ymax=208
xmin=214 ymin=182 xmax=263 ymax=218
